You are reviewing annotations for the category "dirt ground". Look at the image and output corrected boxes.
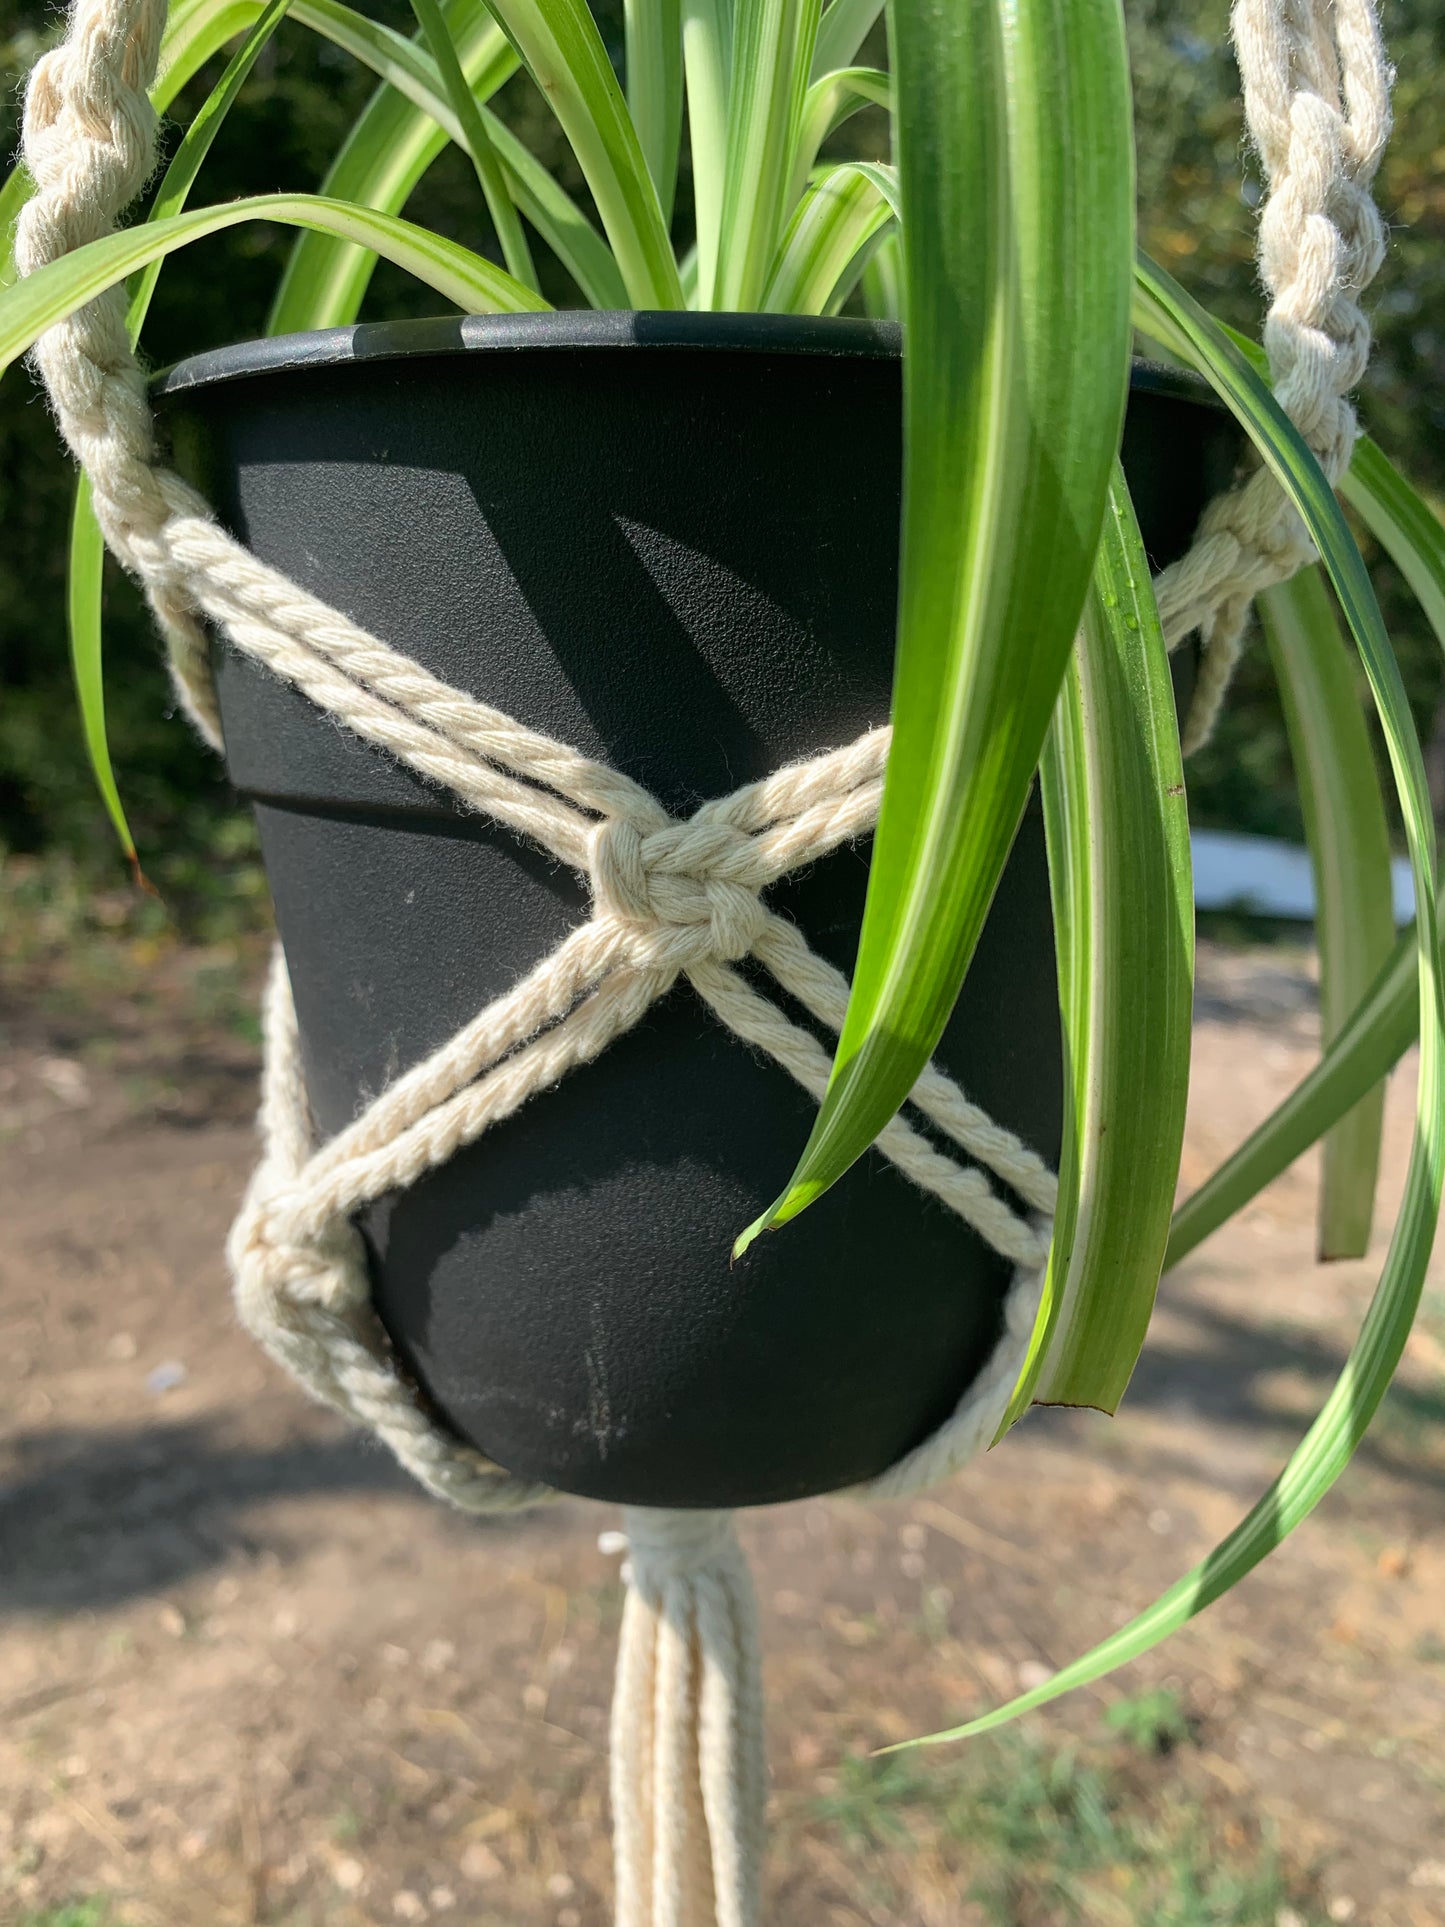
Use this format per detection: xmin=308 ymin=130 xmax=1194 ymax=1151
xmin=1 ymin=910 xmax=1443 ymax=1927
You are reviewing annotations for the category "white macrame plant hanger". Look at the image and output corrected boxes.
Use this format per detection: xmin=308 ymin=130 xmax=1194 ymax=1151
xmin=17 ymin=0 xmax=1390 ymax=1917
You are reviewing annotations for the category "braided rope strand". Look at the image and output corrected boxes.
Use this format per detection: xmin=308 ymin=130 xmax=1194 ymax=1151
xmin=1156 ymin=0 xmax=1391 ymax=751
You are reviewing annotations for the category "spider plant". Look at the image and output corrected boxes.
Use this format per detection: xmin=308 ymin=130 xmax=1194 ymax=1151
xmin=0 ymin=0 xmax=1441 ymax=1742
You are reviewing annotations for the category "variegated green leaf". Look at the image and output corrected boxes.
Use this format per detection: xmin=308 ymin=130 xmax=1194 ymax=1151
xmin=681 ymin=0 xmax=733 ymax=309
xmin=910 ymin=252 xmax=1443 ymax=1748
xmin=1168 ymin=433 xmax=1445 ymax=1266
xmin=472 ymin=0 xmax=683 ymax=307
xmin=999 ymin=461 xmax=1192 ymax=1429
xmin=407 ymin=0 xmax=538 ymax=289
xmin=269 ymin=3 xmax=623 ymax=327
xmin=713 ymin=0 xmax=822 ymax=309
xmin=0 ymin=192 xmax=547 ymax=380
xmin=762 ymin=159 xmax=895 ymax=315
xmin=737 ymin=0 xmax=1134 ymax=1252
xmin=810 ymin=0 xmax=883 ymax=78
xmin=788 ymin=64 xmax=890 ymax=209
xmin=625 ymin=0 xmax=685 ymax=224
xmin=131 ymin=0 xmax=296 ymax=323
xmin=859 ymin=225 xmax=900 ymax=319
xmin=1345 ymin=437 xmax=1445 ymax=644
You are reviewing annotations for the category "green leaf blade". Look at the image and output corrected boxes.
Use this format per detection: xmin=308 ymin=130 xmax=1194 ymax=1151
xmin=477 ymin=0 xmax=683 ymax=308
xmin=899 ymin=1098 xmax=1442 ymax=1744
xmin=1167 ymin=431 xmax=1445 ymax=1266
xmin=738 ymin=0 xmax=1135 ymax=1250
xmin=1000 ymin=463 xmax=1193 ymax=1428
xmin=625 ymin=0 xmax=685 ymax=226
xmin=407 ymin=0 xmax=538 ymax=290
xmin=267 ymin=70 xmax=457 ymax=334
xmin=910 ymin=255 xmax=1445 ymax=1750
xmin=713 ymin=0 xmax=823 ymax=311
xmin=1166 ymin=930 xmax=1418 ymax=1268
xmin=0 ymin=192 xmax=549 ymax=379
xmin=267 ymin=6 xmax=624 ymax=331
xmin=680 ymin=0 xmax=734 ymax=309
xmin=859 ymin=225 xmax=900 ymax=319
xmin=788 ymin=64 xmax=890 ymax=212
xmin=810 ymin=0 xmax=883 ymax=78
xmin=1344 ymin=436 xmax=1445 ymax=644
xmin=1260 ymin=566 xmax=1395 ymax=1260
xmin=4 ymin=0 xmax=276 ymax=292
xmin=67 ymin=475 xmax=137 ymax=867
xmin=761 ymin=159 xmax=895 ymax=315
xmin=129 ymin=0 xmax=297 ymax=330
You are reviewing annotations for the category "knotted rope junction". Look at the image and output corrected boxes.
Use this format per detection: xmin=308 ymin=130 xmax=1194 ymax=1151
xmin=16 ymin=0 xmax=1389 ymax=1916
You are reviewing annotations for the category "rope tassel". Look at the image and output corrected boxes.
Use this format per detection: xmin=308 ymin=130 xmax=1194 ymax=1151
xmin=610 ymin=1510 xmax=766 ymax=1927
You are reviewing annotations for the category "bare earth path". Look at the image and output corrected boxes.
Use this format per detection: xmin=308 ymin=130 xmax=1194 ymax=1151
xmin=2 ymin=932 xmax=1442 ymax=1926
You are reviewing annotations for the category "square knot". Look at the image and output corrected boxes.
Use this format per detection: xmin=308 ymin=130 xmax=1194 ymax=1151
xmin=589 ymin=814 xmax=769 ymax=965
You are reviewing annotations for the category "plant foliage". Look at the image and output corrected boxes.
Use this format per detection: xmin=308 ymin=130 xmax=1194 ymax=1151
xmin=0 ymin=0 xmax=1440 ymax=1746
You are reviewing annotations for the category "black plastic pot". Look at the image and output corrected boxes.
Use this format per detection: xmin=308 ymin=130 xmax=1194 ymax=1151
xmin=156 ymin=313 xmax=1237 ymax=1510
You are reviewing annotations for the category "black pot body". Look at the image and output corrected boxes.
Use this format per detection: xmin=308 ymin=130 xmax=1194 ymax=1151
xmin=157 ymin=313 xmax=1236 ymax=1509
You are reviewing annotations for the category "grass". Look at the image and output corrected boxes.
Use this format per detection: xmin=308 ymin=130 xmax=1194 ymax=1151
xmin=0 ymin=847 xmax=270 ymax=1037
xmin=17 ymin=1906 xmax=112 ymax=1927
xmin=1194 ymin=907 xmax=1315 ymax=951
xmin=0 ymin=830 xmax=270 ymax=964
xmin=808 ymin=1723 xmax=1328 ymax=1926
xmin=1102 ymin=1685 xmax=1195 ymax=1756
xmin=0 ymin=846 xmax=272 ymax=1137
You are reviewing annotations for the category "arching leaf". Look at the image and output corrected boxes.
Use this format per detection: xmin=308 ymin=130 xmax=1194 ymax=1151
xmin=905 ymin=254 xmax=1443 ymax=1749
xmin=737 ymin=0 xmax=1135 ymax=1252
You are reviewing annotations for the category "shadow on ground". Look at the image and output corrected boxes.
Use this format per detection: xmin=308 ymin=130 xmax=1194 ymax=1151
xmin=0 ymin=1417 xmax=553 ymax=1617
xmin=4 ymin=1274 xmax=1440 ymax=1623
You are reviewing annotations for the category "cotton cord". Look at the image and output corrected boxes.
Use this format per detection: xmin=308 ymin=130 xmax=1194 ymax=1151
xmin=1156 ymin=0 xmax=1392 ymax=750
xmin=609 ymin=1510 xmax=767 ymax=1927
xmin=14 ymin=0 xmax=1390 ymax=1918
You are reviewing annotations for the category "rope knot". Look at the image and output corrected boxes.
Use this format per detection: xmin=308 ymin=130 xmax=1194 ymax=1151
xmin=621 ymin=1507 xmax=742 ymax=1593
xmin=229 ymin=1197 xmax=369 ymax=1315
xmin=591 ymin=817 xmax=768 ymax=967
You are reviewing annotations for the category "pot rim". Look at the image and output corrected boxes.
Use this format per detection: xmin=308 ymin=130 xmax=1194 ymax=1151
xmin=154 ymin=308 xmax=1219 ymax=413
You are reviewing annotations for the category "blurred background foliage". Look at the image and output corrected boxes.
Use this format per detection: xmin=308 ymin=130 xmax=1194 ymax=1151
xmin=0 ymin=0 xmax=1442 ymax=930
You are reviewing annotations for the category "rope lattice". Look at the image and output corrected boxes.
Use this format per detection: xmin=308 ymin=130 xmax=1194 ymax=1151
xmin=224 ymin=707 xmax=1056 ymax=1516
xmin=15 ymin=0 xmax=1390 ymax=1919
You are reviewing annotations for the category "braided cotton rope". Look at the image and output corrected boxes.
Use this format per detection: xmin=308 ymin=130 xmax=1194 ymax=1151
xmin=15 ymin=0 xmax=1389 ymax=1918
xmin=1158 ymin=0 xmax=1392 ymax=751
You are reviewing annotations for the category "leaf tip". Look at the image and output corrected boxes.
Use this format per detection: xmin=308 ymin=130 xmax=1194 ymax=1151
xmin=732 ymin=1176 xmax=827 ymax=1261
xmin=730 ymin=1216 xmax=768 ymax=1263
